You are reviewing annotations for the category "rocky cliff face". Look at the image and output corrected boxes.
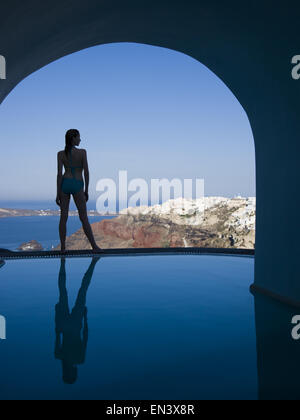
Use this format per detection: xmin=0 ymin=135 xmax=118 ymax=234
xmin=59 ymin=197 xmax=256 ymax=250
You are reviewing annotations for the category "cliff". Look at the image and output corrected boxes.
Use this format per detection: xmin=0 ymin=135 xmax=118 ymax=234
xmin=58 ymin=197 xmax=256 ymax=250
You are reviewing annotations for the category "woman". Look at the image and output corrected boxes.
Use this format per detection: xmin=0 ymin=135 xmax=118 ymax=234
xmin=56 ymin=129 xmax=102 ymax=253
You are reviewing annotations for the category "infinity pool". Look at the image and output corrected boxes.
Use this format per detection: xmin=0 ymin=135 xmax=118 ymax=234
xmin=0 ymin=254 xmax=257 ymax=400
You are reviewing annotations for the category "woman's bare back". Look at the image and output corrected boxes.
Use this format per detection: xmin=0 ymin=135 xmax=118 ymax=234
xmin=59 ymin=148 xmax=85 ymax=181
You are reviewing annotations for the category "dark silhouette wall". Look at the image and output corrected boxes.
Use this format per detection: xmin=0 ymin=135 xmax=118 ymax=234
xmin=0 ymin=0 xmax=299 ymax=301
xmin=253 ymin=292 xmax=300 ymax=400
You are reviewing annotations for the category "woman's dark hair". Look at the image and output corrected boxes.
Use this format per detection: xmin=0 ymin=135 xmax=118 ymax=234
xmin=65 ymin=129 xmax=79 ymax=157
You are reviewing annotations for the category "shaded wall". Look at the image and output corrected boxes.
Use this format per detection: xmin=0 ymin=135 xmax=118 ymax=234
xmin=254 ymin=293 xmax=300 ymax=400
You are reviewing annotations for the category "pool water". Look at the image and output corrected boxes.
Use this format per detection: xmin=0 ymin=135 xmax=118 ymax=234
xmin=0 ymin=254 xmax=258 ymax=400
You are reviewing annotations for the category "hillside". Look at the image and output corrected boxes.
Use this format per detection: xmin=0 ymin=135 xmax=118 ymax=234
xmin=58 ymin=197 xmax=256 ymax=250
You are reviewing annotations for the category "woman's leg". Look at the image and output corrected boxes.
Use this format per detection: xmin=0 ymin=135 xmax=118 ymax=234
xmin=73 ymin=190 xmax=102 ymax=251
xmin=59 ymin=192 xmax=70 ymax=252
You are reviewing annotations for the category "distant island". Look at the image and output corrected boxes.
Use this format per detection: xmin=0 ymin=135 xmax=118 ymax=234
xmin=0 ymin=208 xmax=117 ymax=218
xmin=18 ymin=240 xmax=44 ymax=251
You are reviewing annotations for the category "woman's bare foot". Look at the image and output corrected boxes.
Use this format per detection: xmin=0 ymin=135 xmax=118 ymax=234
xmin=92 ymin=245 xmax=104 ymax=253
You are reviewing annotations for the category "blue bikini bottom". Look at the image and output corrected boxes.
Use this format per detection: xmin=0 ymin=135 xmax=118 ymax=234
xmin=61 ymin=178 xmax=84 ymax=195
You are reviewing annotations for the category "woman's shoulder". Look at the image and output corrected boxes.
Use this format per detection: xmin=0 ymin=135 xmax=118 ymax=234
xmin=78 ymin=148 xmax=87 ymax=156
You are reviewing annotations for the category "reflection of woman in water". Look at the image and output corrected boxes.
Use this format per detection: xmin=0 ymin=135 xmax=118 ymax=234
xmin=56 ymin=129 xmax=102 ymax=253
xmin=55 ymin=257 xmax=101 ymax=384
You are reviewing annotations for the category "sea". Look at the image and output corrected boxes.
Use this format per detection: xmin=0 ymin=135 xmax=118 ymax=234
xmin=0 ymin=200 xmax=116 ymax=251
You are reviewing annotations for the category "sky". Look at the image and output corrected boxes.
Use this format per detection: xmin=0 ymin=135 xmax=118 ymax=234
xmin=0 ymin=42 xmax=255 ymax=204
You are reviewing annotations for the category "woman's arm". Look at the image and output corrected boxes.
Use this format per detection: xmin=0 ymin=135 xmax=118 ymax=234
xmin=56 ymin=152 xmax=63 ymax=205
xmin=83 ymin=150 xmax=89 ymax=201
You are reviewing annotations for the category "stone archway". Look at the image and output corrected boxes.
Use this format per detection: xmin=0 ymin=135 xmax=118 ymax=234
xmin=0 ymin=0 xmax=299 ymax=303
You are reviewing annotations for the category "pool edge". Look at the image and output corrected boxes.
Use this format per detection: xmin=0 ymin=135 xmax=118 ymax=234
xmin=0 ymin=247 xmax=255 ymax=260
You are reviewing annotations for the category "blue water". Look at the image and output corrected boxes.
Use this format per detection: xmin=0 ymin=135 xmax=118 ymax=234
xmin=0 ymin=255 xmax=258 ymax=400
xmin=0 ymin=216 xmax=116 ymax=251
